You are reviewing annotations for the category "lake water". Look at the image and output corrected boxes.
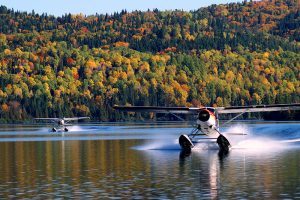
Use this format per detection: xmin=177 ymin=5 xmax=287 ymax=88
xmin=0 ymin=122 xmax=300 ymax=199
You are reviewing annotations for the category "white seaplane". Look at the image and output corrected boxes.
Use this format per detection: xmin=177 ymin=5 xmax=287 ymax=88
xmin=114 ymin=103 xmax=300 ymax=152
xmin=35 ymin=117 xmax=90 ymax=132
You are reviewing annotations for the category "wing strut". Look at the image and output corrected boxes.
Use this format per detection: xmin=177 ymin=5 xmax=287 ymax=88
xmin=221 ymin=109 xmax=249 ymax=126
xmin=168 ymin=112 xmax=185 ymax=121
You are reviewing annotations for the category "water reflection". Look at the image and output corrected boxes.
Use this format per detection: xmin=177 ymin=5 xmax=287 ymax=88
xmin=179 ymin=147 xmax=300 ymax=199
xmin=0 ymin=140 xmax=143 ymax=198
xmin=0 ymin=123 xmax=300 ymax=199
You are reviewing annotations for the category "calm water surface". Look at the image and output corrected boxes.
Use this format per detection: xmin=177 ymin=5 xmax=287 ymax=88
xmin=0 ymin=122 xmax=300 ymax=199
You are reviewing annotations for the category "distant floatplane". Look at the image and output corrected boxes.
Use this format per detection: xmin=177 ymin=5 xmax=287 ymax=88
xmin=35 ymin=117 xmax=90 ymax=132
xmin=114 ymin=103 xmax=300 ymax=153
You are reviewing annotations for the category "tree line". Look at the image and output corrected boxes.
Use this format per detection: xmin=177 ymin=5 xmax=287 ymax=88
xmin=0 ymin=0 xmax=299 ymax=122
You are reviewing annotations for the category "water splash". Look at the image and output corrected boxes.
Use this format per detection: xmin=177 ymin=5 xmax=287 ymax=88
xmin=134 ymin=139 xmax=180 ymax=150
xmin=36 ymin=126 xmax=98 ymax=133
xmin=222 ymin=124 xmax=251 ymax=148
xmin=36 ymin=127 xmax=52 ymax=132
xmin=225 ymin=123 xmax=300 ymax=151
xmin=136 ymin=123 xmax=300 ymax=152
xmin=232 ymin=138 xmax=284 ymax=151
xmin=193 ymin=142 xmax=219 ymax=150
xmin=67 ymin=126 xmax=85 ymax=132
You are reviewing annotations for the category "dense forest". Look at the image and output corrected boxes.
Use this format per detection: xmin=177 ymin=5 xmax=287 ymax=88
xmin=0 ymin=0 xmax=299 ymax=122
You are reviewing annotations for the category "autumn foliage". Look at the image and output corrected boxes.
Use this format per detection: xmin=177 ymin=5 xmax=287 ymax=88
xmin=0 ymin=0 xmax=299 ymax=122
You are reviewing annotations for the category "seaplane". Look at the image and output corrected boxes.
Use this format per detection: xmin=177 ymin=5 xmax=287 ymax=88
xmin=35 ymin=117 xmax=90 ymax=132
xmin=114 ymin=103 xmax=300 ymax=152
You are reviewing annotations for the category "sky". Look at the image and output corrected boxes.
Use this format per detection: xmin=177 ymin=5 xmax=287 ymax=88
xmin=1 ymin=0 xmax=242 ymax=16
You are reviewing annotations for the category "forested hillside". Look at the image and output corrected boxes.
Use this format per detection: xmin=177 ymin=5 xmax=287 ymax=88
xmin=0 ymin=0 xmax=299 ymax=122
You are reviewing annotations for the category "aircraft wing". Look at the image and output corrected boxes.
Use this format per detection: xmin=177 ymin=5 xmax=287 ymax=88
xmin=35 ymin=118 xmax=60 ymax=121
xmin=114 ymin=103 xmax=300 ymax=114
xmin=216 ymin=103 xmax=300 ymax=114
xmin=63 ymin=117 xmax=90 ymax=121
xmin=113 ymin=105 xmax=201 ymax=114
xmin=34 ymin=118 xmax=61 ymax=123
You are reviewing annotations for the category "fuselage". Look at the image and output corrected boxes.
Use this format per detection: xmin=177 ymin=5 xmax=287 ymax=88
xmin=58 ymin=119 xmax=65 ymax=126
xmin=52 ymin=119 xmax=68 ymax=132
xmin=196 ymin=108 xmax=219 ymax=137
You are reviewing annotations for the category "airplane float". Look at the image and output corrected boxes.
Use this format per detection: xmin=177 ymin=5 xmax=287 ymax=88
xmin=35 ymin=117 xmax=90 ymax=132
xmin=114 ymin=103 xmax=300 ymax=152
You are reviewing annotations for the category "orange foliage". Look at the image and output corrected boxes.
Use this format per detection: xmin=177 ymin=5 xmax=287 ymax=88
xmin=114 ymin=41 xmax=129 ymax=48
xmin=86 ymin=60 xmax=97 ymax=68
xmin=67 ymin=57 xmax=75 ymax=65
xmin=181 ymin=84 xmax=190 ymax=93
xmin=1 ymin=104 xmax=9 ymax=113
xmin=132 ymin=34 xmax=142 ymax=41
xmin=72 ymin=68 xmax=79 ymax=80
xmin=164 ymin=47 xmax=177 ymax=53
xmin=4 ymin=49 xmax=11 ymax=55
xmin=81 ymin=27 xmax=89 ymax=33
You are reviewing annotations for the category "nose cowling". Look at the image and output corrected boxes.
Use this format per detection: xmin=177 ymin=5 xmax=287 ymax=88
xmin=198 ymin=109 xmax=210 ymax=122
